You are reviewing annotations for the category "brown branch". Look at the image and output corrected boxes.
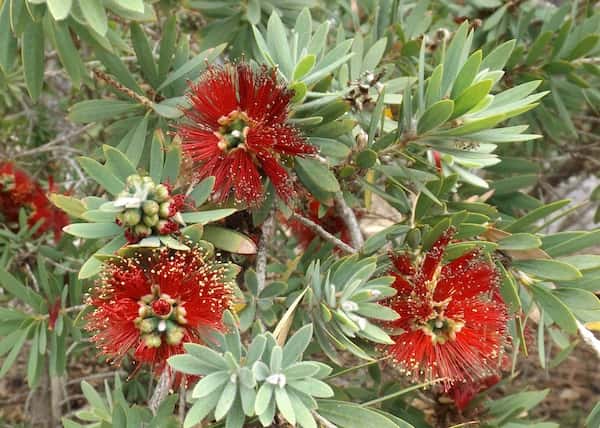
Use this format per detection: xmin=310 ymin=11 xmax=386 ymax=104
xmin=256 ymin=211 xmax=275 ymax=293
xmin=334 ymin=192 xmax=364 ymax=249
xmin=149 ymin=370 xmax=174 ymax=414
xmin=290 ymin=213 xmax=357 ymax=254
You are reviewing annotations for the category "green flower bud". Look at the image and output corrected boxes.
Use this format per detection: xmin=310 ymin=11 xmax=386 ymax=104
xmin=143 ymin=334 xmax=162 ymax=348
xmin=138 ymin=304 xmax=152 ymax=318
xmin=123 ymin=209 xmax=141 ymax=226
xmin=166 ymin=327 xmax=185 ymax=345
xmin=138 ymin=319 xmax=154 ymax=334
xmin=143 ymin=214 xmax=159 ymax=227
xmin=407 ymin=228 xmax=421 ymax=249
xmin=174 ymin=306 xmax=188 ymax=325
xmin=134 ymin=224 xmax=151 ymax=237
xmin=159 ymin=202 xmax=171 ymax=218
xmin=126 ymin=174 xmax=142 ymax=188
xmin=154 ymin=185 xmax=170 ymax=202
xmin=142 ymin=200 xmax=159 ymax=216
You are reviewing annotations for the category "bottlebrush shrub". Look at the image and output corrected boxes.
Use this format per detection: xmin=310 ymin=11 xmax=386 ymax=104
xmin=1 ymin=2 xmax=600 ymax=428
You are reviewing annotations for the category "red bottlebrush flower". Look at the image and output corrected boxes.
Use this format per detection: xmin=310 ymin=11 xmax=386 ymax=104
xmin=86 ymin=247 xmax=232 ymax=375
xmin=384 ymin=229 xmax=508 ymax=390
xmin=178 ymin=63 xmax=316 ymax=205
xmin=447 ymin=373 xmax=501 ymax=410
xmin=0 ymin=163 xmax=68 ymax=239
xmin=287 ymin=198 xmax=354 ymax=249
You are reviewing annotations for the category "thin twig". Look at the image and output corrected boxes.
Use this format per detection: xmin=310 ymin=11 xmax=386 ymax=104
xmin=256 ymin=211 xmax=275 ymax=293
xmin=66 ymin=370 xmax=125 ymax=386
xmin=333 ymin=192 xmax=364 ymax=249
xmin=290 ymin=213 xmax=357 ymax=254
xmin=149 ymin=369 xmax=174 ymax=414
xmin=93 ymin=69 xmax=154 ymax=108
xmin=12 ymin=123 xmax=95 ymax=159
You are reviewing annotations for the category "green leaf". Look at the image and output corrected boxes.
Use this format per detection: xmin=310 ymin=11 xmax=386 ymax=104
xmin=103 ymin=145 xmax=137 ymax=181
xmin=293 ymin=54 xmax=316 ymax=81
xmin=189 ymin=177 xmax=215 ymax=207
xmin=451 ymin=50 xmax=482 ymax=98
xmin=124 ymin=114 xmax=149 ymax=168
xmin=554 ymin=288 xmax=600 ymax=323
xmin=81 ymin=381 xmax=108 ymax=414
xmin=21 ymin=21 xmax=44 ymax=101
xmin=0 ymin=0 xmax=16 ymax=72
xmin=255 ymin=383 xmax=274 ymax=416
xmin=361 ymin=38 xmax=387 ymax=72
xmin=417 ymin=100 xmax=454 ymax=134
xmin=587 ymin=401 xmax=600 ymax=428
xmin=558 ymin=255 xmax=600 ymax=272
xmin=544 ymin=230 xmax=600 ymax=258
xmin=497 ymin=233 xmax=541 ymax=250
xmin=0 ymin=325 xmax=30 ymax=377
xmin=530 ymin=284 xmax=577 ymax=334
xmin=131 ymin=23 xmax=158 ymax=87
xmin=49 ymin=194 xmax=86 ymax=219
xmin=78 ymin=157 xmax=124 ymax=195
xmin=79 ymin=0 xmax=107 ymax=35
xmin=295 ymin=158 xmax=340 ymax=194
xmin=181 ymin=209 xmax=236 ymax=225
xmin=152 ymin=99 xmax=183 ymax=118
xmin=63 ymin=223 xmax=122 ymax=239
xmin=497 ymin=262 xmax=521 ymax=312
xmin=45 ymin=17 xmax=82 ymax=88
xmin=266 ymin=11 xmax=293 ymax=77
xmin=316 ymin=400 xmax=399 ymax=428
xmin=149 ymin=132 xmax=164 ymax=183
xmin=47 ymin=0 xmax=71 ymax=20
xmin=442 ymin=22 xmax=470 ymax=96
xmin=425 ymin=64 xmax=443 ymax=107
xmin=451 ymin=79 xmax=492 ymax=118
xmin=157 ymin=15 xmax=177 ymax=82
xmin=275 ymin=388 xmax=296 ymax=426
xmin=505 ymin=200 xmax=570 ymax=232
xmin=526 ymin=31 xmax=553 ymax=65
xmin=246 ymin=0 xmax=260 ymax=24
xmin=514 ymin=259 xmax=581 ymax=281
xmin=202 ymin=225 xmax=257 ymax=254
xmin=185 ymin=393 xmax=220 ymax=428
xmin=79 ymin=235 xmax=127 ymax=279
xmin=490 ymin=174 xmax=538 ymax=195
xmin=282 ymin=324 xmax=313 ymax=367
xmin=481 ymin=39 xmax=515 ymax=71
xmin=69 ymin=100 xmax=142 ymax=123
xmin=192 ymin=371 xmax=230 ymax=398
xmin=368 ymin=88 xmax=386 ymax=146
xmin=161 ymin=145 xmax=181 ymax=184
xmin=158 ymin=43 xmax=227 ymax=91
xmin=565 ymin=34 xmax=599 ymax=60
xmin=0 ymin=267 xmax=42 ymax=308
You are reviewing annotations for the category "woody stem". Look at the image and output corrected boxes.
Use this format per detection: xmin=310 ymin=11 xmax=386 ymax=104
xmin=149 ymin=369 xmax=174 ymax=414
xmin=334 ymin=192 xmax=364 ymax=250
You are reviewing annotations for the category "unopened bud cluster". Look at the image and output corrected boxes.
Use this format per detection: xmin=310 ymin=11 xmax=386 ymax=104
xmin=115 ymin=174 xmax=185 ymax=243
xmin=135 ymin=287 xmax=188 ymax=348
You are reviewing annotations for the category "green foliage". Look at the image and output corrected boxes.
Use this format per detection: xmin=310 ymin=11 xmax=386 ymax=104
xmin=1 ymin=1 xmax=599 ymax=427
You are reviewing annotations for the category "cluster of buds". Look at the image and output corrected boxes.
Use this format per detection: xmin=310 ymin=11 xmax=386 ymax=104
xmin=114 ymin=174 xmax=185 ymax=243
xmin=344 ymin=71 xmax=384 ymax=111
xmin=135 ymin=285 xmax=188 ymax=348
